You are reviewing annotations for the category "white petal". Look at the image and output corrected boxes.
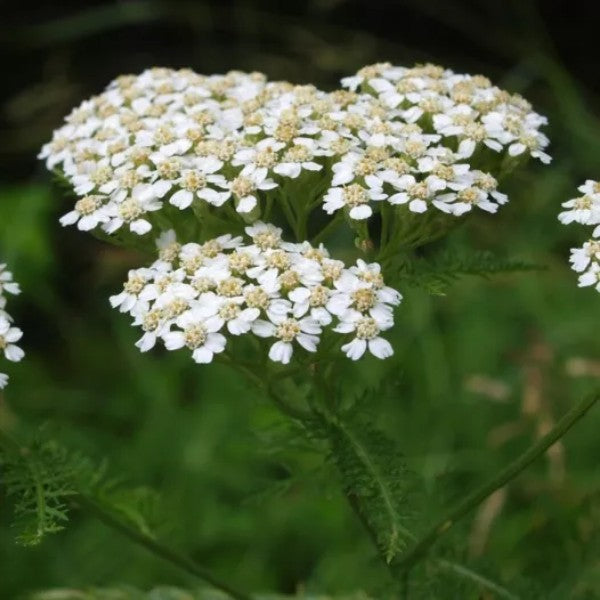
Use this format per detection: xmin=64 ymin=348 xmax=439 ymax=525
xmin=153 ymin=180 xmax=173 ymax=198
xmin=131 ymin=219 xmax=152 ymax=235
xmin=368 ymin=337 xmax=393 ymax=359
xmin=60 ymin=211 xmax=79 ymax=226
xmin=135 ymin=332 xmax=157 ymax=352
xmin=297 ymin=333 xmax=318 ymax=352
xmin=163 ymin=331 xmax=186 ymax=350
xmin=192 ymin=347 xmax=214 ymax=363
xmin=409 ymin=199 xmax=427 ymax=213
xmin=341 ymin=338 xmax=367 ymax=360
xmin=205 ymin=333 xmax=226 ymax=352
xmin=5 ymin=345 xmax=24 ymax=362
xmin=269 ymin=341 xmax=293 ymax=364
xmin=236 ymin=195 xmax=257 ymax=213
xmin=170 ymin=189 xmax=194 ymax=209
xmin=252 ymin=320 xmax=276 ymax=338
xmin=349 ymin=204 xmax=372 ymax=220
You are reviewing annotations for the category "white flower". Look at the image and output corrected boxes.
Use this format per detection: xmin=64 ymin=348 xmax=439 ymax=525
xmin=163 ymin=309 xmax=226 ymax=363
xmin=109 ymin=268 xmax=156 ymax=314
xmin=245 ymin=222 xmax=283 ymax=250
xmin=0 ymin=265 xmax=21 ymax=296
xmin=334 ymin=311 xmax=393 ymax=360
xmin=323 ymin=180 xmax=386 ymax=220
xmin=104 ymin=184 xmax=161 ymax=235
xmin=0 ymin=265 xmax=25 ymax=389
xmin=579 ymin=180 xmax=600 ymax=198
xmin=227 ymin=165 xmax=278 ymax=213
xmin=577 ymin=262 xmax=600 ymax=292
xmin=253 ymin=314 xmax=321 ymax=364
xmin=388 ymin=174 xmax=447 ymax=213
xmin=559 ymin=194 xmax=600 ymax=226
xmin=273 ymin=140 xmax=322 ymax=178
xmin=60 ymin=195 xmax=111 ymax=231
xmin=570 ymin=240 xmax=600 ymax=273
xmin=159 ymin=156 xmax=228 ymax=209
xmin=327 ymin=271 xmax=399 ymax=323
xmin=0 ymin=317 xmax=24 ymax=363
xmin=288 ymin=284 xmax=333 ymax=325
xmin=194 ymin=292 xmax=260 ymax=335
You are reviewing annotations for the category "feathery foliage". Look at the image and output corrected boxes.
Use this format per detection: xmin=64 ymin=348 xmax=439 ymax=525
xmin=0 ymin=433 xmax=162 ymax=546
xmin=0 ymin=437 xmax=85 ymax=546
xmin=310 ymin=407 xmax=415 ymax=565
xmin=398 ymin=250 xmax=543 ymax=296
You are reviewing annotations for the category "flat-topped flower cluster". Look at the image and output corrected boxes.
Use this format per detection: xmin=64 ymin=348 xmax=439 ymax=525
xmin=110 ymin=223 xmax=402 ymax=364
xmin=0 ymin=264 xmax=24 ymax=389
xmin=559 ymin=180 xmax=600 ymax=291
xmin=40 ymin=64 xmax=550 ymax=238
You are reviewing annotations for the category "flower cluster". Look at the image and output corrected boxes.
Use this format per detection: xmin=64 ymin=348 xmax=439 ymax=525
xmin=40 ymin=64 xmax=549 ymax=238
xmin=0 ymin=264 xmax=24 ymax=389
xmin=111 ymin=223 xmax=402 ymax=364
xmin=559 ymin=180 xmax=600 ymax=291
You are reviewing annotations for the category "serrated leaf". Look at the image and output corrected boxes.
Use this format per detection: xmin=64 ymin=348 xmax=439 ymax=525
xmin=309 ymin=410 xmax=415 ymax=564
xmin=398 ymin=250 xmax=544 ymax=295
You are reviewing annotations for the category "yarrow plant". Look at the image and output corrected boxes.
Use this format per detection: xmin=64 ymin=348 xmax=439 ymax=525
xmin=559 ymin=179 xmax=600 ymax=291
xmin=0 ymin=264 xmax=24 ymax=389
xmin=22 ymin=61 xmax=600 ymax=599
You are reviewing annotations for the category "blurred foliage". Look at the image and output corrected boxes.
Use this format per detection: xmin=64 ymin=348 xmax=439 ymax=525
xmin=1 ymin=0 xmax=600 ymax=598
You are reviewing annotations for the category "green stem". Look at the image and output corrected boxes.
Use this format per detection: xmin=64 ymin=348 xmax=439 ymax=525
xmin=434 ymin=559 xmax=519 ymax=600
xmin=217 ymin=354 xmax=311 ymax=421
xmin=75 ymin=495 xmax=252 ymax=600
xmin=311 ymin=213 xmax=344 ymax=245
xmin=279 ymin=194 xmax=299 ymax=239
xmin=394 ymin=392 xmax=599 ymax=572
xmin=0 ymin=430 xmax=252 ymax=600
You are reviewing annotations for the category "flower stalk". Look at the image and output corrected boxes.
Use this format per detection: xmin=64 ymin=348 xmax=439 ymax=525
xmin=392 ymin=392 xmax=599 ymax=573
xmin=0 ymin=429 xmax=252 ymax=600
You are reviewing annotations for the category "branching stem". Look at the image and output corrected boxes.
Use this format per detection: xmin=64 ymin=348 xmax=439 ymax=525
xmin=0 ymin=430 xmax=252 ymax=600
xmin=75 ymin=495 xmax=252 ymax=600
xmin=393 ymin=392 xmax=599 ymax=572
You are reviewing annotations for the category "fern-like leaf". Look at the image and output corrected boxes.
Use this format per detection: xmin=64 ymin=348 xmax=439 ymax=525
xmin=0 ymin=438 xmax=87 ymax=545
xmin=310 ymin=410 xmax=415 ymax=564
xmin=398 ymin=250 xmax=543 ymax=296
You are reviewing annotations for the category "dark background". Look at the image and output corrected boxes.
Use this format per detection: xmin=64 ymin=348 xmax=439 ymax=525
xmin=1 ymin=1 xmax=599 ymax=598
xmin=2 ymin=0 xmax=600 ymax=180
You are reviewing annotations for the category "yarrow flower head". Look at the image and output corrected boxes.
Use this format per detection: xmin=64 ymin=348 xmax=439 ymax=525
xmin=0 ymin=264 xmax=24 ymax=389
xmin=111 ymin=225 xmax=402 ymax=365
xmin=40 ymin=64 xmax=550 ymax=248
xmin=41 ymin=63 xmax=550 ymax=376
xmin=559 ymin=180 xmax=600 ymax=292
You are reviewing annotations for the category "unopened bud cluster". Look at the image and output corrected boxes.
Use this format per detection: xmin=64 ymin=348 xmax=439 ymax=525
xmin=110 ymin=223 xmax=402 ymax=364
xmin=0 ymin=264 xmax=24 ymax=389
xmin=559 ymin=180 xmax=600 ymax=291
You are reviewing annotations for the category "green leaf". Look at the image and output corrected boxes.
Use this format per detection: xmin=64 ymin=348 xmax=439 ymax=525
xmin=311 ymin=409 xmax=415 ymax=564
xmin=398 ymin=250 xmax=544 ymax=296
xmin=0 ymin=437 xmax=87 ymax=545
